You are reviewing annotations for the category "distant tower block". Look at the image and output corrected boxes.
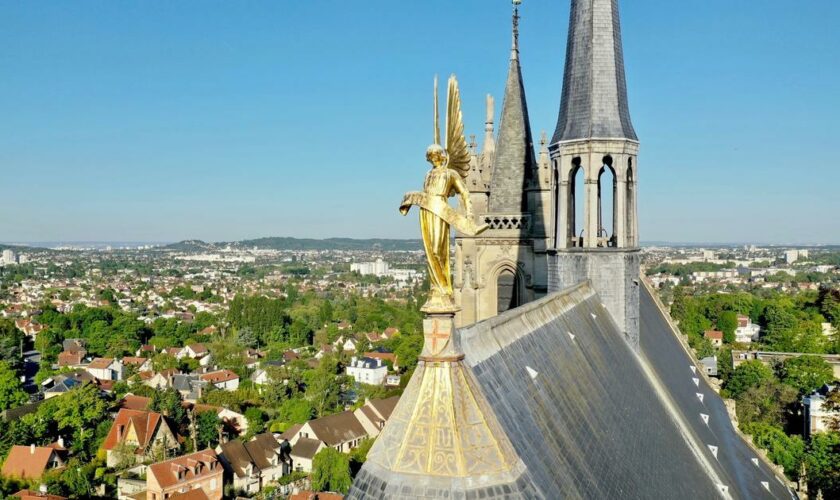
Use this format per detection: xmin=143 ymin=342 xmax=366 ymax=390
xmin=548 ymin=0 xmax=641 ymax=348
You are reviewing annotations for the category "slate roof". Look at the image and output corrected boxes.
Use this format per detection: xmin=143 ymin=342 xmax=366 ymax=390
xmin=367 ymin=396 xmax=398 ymax=421
xmin=290 ymin=438 xmax=322 ymax=460
xmin=218 ymin=440 xmax=253 ymax=479
xmin=246 ymin=433 xmax=283 ymax=469
xmin=307 ymin=411 xmax=367 ymax=447
xmin=279 ymin=424 xmax=303 ymax=442
xmin=488 ymin=5 xmax=537 ymax=215
xmin=218 ymin=433 xmax=282 ymax=479
xmin=552 ymin=0 xmax=637 ymax=143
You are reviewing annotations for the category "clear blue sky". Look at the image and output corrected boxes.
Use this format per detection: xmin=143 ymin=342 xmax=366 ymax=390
xmin=1 ymin=0 xmax=838 ymax=244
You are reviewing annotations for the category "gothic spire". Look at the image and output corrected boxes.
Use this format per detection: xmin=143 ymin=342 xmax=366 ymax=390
xmin=489 ymin=0 xmax=537 ymax=214
xmin=552 ymin=0 xmax=637 ymax=143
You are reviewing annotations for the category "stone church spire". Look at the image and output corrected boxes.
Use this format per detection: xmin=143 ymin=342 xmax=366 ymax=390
xmin=552 ymin=0 xmax=637 ymax=143
xmin=488 ymin=1 xmax=537 ymax=214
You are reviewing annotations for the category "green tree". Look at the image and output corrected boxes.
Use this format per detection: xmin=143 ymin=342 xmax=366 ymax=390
xmin=349 ymin=437 xmax=375 ymax=475
xmin=736 ymin=380 xmax=797 ymax=429
xmin=717 ymin=311 xmax=738 ymax=344
xmin=762 ymin=304 xmax=798 ymax=351
xmin=805 ymin=431 xmax=840 ymax=498
xmin=0 ymin=361 xmax=27 ymax=411
xmin=779 ymin=355 xmax=835 ymax=394
xmin=724 ymin=360 xmax=774 ymax=399
xmin=311 ymin=447 xmax=352 ymax=494
xmin=305 ymin=356 xmax=345 ymax=417
xmin=195 ymin=410 xmax=221 ymax=449
xmin=236 ymin=327 xmax=258 ymax=349
xmin=743 ymin=423 xmax=805 ymax=480
xmin=52 ymin=383 xmax=108 ymax=458
xmin=392 ymin=334 xmax=423 ymax=372
xmin=244 ymin=407 xmax=266 ymax=436
xmin=277 ymin=398 xmax=314 ymax=425
xmin=0 ymin=320 xmax=24 ymax=370
xmin=150 ymin=388 xmax=187 ymax=431
xmin=151 ymin=353 xmax=180 ymax=372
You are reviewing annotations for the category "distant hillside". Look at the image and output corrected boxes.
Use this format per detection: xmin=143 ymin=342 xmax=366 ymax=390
xmin=164 ymin=240 xmax=219 ymax=252
xmin=166 ymin=237 xmax=422 ymax=252
xmin=235 ymin=237 xmax=422 ymax=251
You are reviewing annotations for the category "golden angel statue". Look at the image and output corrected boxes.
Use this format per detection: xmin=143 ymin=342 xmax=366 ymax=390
xmin=400 ymin=75 xmax=488 ymax=313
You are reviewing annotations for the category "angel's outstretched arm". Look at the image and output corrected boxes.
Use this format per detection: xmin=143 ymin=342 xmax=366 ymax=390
xmin=451 ymin=173 xmax=472 ymax=216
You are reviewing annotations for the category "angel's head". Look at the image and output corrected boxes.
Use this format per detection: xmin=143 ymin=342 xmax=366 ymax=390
xmin=426 ymin=144 xmax=448 ymax=169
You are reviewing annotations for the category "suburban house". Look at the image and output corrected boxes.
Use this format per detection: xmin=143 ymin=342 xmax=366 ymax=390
xmin=704 ymin=330 xmax=723 ymax=347
xmin=364 ymin=350 xmax=398 ymax=370
xmin=1 ymin=444 xmax=67 ymax=480
xmin=803 ymin=384 xmax=839 ymax=438
xmin=295 ymin=410 xmax=368 ymax=453
xmin=314 ymin=345 xmax=336 ymax=360
xmin=62 ymin=339 xmax=86 ymax=352
xmin=11 ymin=489 xmax=67 ymax=500
xmin=118 ymin=395 xmax=152 ymax=412
xmin=353 ymin=396 xmax=399 ymax=438
xmin=142 ymin=368 xmax=180 ymax=390
xmin=186 ymin=403 xmax=249 ymax=437
xmin=384 ymin=374 xmax=401 ymax=387
xmin=199 ymin=370 xmax=239 ymax=391
xmin=216 ymin=433 xmax=291 ymax=494
xmin=136 ymin=344 xmax=157 ymax=357
xmin=146 ymin=449 xmax=223 ymax=500
xmin=86 ymin=357 xmax=124 ymax=381
xmin=122 ymin=357 xmax=153 ymax=373
xmin=57 ymin=350 xmax=86 ymax=368
xmin=101 ymin=409 xmax=179 ymax=467
xmin=180 ymin=344 xmax=212 ymax=366
xmin=14 ymin=319 xmax=44 ymax=338
xmin=735 ymin=315 xmax=760 ymax=343
xmin=289 ymin=438 xmax=323 ymax=473
xmin=250 ymin=369 xmax=270 ymax=386
xmin=333 ymin=336 xmax=357 ymax=353
xmin=42 ymin=373 xmax=88 ymax=399
xmin=700 ymin=356 xmax=718 ymax=377
xmin=346 ymin=357 xmax=388 ymax=386
xmin=172 ymin=374 xmax=208 ymax=402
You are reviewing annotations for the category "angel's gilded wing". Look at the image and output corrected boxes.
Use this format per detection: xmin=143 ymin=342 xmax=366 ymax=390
xmin=445 ymin=75 xmax=470 ymax=179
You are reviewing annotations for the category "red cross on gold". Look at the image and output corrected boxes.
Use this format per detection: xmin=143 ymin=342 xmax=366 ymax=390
xmin=427 ymin=319 xmax=450 ymax=353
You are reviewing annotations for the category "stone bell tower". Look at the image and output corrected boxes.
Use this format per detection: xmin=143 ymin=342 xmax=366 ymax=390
xmin=548 ymin=0 xmax=641 ymax=348
xmin=455 ymin=0 xmax=552 ymax=327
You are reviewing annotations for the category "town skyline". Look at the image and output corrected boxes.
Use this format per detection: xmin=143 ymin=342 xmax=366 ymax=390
xmin=2 ymin=0 xmax=838 ymax=244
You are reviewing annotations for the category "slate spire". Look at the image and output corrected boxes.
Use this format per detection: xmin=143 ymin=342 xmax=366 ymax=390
xmin=552 ymin=0 xmax=637 ymax=143
xmin=488 ymin=1 xmax=537 ymax=214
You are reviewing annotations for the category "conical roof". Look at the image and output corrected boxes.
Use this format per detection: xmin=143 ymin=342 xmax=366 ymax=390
xmin=488 ymin=5 xmax=537 ymax=215
xmin=552 ymin=0 xmax=637 ymax=143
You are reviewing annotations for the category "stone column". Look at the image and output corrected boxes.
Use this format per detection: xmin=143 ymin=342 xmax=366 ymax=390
xmin=614 ymin=156 xmax=627 ymax=248
xmin=585 ymin=176 xmax=599 ymax=248
xmin=555 ymin=158 xmax=569 ymax=249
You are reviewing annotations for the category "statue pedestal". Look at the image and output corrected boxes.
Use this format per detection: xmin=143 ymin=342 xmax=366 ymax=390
xmin=348 ymin=309 xmax=532 ymax=498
